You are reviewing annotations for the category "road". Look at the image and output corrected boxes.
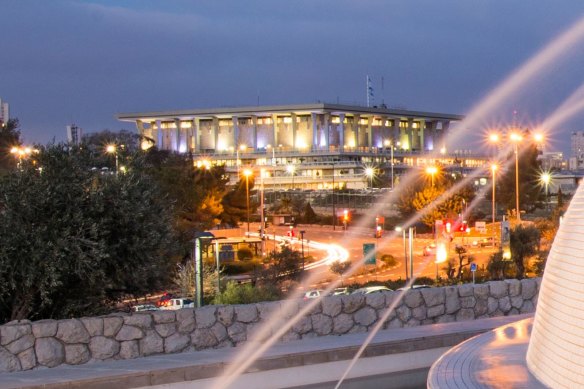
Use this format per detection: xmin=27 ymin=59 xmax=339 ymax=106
xmin=252 ymin=223 xmax=498 ymax=288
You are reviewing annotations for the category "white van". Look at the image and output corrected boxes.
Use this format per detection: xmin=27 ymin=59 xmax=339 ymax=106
xmin=159 ymin=298 xmax=195 ymax=310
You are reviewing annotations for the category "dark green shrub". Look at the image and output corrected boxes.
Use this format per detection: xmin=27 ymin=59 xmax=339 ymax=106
xmin=213 ymin=281 xmax=281 ymax=305
xmin=237 ymin=247 xmax=253 ymax=261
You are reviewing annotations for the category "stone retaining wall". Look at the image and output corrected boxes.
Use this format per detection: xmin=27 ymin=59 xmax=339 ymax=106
xmin=0 ymin=278 xmax=540 ymax=372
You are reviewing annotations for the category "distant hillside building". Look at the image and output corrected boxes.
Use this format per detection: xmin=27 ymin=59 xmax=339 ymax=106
xmin=0 ymin=98 xmax=9 ymax=126
xmin=66 ymin=124 xmax=83 ymax=145
xmin=538 ymin=151 xmax=565 ymax=171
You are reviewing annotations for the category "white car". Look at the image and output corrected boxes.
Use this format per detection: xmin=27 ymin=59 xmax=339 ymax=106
xmin=303 ymin=290 xmax=324 ymax=300
xmin=351 ymin=286 xmax=393 ymax=295
xmin=159 ymin=298 xmax=195 ymax=310
xmin=132 ymin=304 xmax=159 ymax=312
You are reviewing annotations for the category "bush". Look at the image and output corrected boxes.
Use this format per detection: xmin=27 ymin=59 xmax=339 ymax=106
xmin=222 ymin=260 xmax=260 ymax=275
xmin=213 ymin=281 xmax=281 ymax=305
xmin=380 ymin=254 xmax=398 ymax=267
xmin=237 ymin=247 xmax=253 ymax=261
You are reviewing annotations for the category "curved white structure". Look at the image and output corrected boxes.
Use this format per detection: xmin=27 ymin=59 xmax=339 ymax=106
xmin=526 ymin=182 xmax=584 ymax=388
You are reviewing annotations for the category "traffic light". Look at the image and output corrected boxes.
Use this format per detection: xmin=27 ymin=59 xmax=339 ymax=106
xmin=343 ymin=209 xmax=349 ymax=221
xmin=375 ymin=225 xmax=382 ymax=238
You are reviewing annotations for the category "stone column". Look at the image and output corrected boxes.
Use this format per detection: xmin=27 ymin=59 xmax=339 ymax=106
xmin=339 ymin=113 xmax=345 ymax=151
xmin=213 ymin=117 xmax=219 ymax=151
xmin=367 ymin=116 xmax=373 ymax=148
xmin=193 ymin=118 xmax=200 ymax=152
xmin=232 ymin=116 xmax=239 ymax=148
xmin=272 ymin=114 xmax=279 ymax=147
xmin=252 ymin=115 xmax=258 ymax=150
xmin=291 ymin=113 xmax=298 ymax=150
xmin=354 ymin=114 xmax=360 ymax=147
xmin=419 ymin=119 xmax=425 ymax=152
xmin=311 ymin=113 xmax=318 ymax=149
xmin=407 ymin=119 xmax=414 ymax=151
xmin=174 ymin=119 xmax=182 ymax=152
xmin=156 ymin=120 xmax=163 ymax=149
xmin=324 ymin=113 xmax=330 ymax=148
xmin=392 ymin=118 xmax=400 ymax=145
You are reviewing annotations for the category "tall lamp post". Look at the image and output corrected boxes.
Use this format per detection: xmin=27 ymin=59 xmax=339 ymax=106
xmin=395 ymin=226 xmax=407 ymax=281
xmin=299 ymin=230 xmax=306 ymax=270
xmin=509 ymin=132 xmax=523 ymax=221
xmin=426 ymin=166 xmax=438 ymax=187
xmin=332 ymin=162 xmax=336 ymax=230
xmin=243 ymin=168 xmax=253 ymax=235
xmin=106 ymin=144 xmax=118 ymax=175
xmin=541 ymin=172 xmax=551 ymax=211
xmin=384 ymin=139 xmax=398 ymax=190
xmin=491 ymin=163 xmax=498 ymax=242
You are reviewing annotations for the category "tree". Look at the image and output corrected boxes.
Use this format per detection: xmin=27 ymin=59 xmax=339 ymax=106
xmin=221 ymin=177 xmax=256 ymax=227
xmin=496 ymin=141 xmax=543 ymax=215
xmin=330 ymin=260 xmax=351 ymax=285
xmin=213 ymin=282 xmax=281 ymax=305
xmin=0 ymin=145 xmax=175 ymax=322
xmin=454 ymin=245 xmax=474 ymax=280
xmin=510 ymin=224 xmax=540 ymax=279
xmin=261 ymin=246 xmax=303 ymax=284
xmin=0 ymin=118 xmax=22 ymax=174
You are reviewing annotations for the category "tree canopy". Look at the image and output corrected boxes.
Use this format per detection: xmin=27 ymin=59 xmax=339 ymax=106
xmin=0 ymin=118 xmax=22 ymax=174
xmin=0 ymin=144 xmax=175 ymax=321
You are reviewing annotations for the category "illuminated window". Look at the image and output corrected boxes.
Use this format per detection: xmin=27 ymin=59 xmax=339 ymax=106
xmin=360 ymin=118 xmax=368 ymax=125
xmin=331 ymin=117 xmax=340 ymax=124
xmin=180 ymin=121 xmax=192 ymax=129
xmin=283 ymin=117 xmax=292 ymax=124
xmin=400 ymin=121 xmax=407 ymax=128
xmin=412 ymin=122 xmax=419 ymax=129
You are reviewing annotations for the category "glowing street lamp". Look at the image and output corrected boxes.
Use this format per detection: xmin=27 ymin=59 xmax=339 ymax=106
xmin=509 ymin=132 xmax=523 ymax=221
xmin=426 ymin=166 xmax=438 ymax=187
xmin=105 ymin=144 xmax=119 ymax=175
xmin=384 ymin=139 xmax=396 ymax=189
xmin=540 ymin=172 xmax=552 ymax=210
xmin=365 ymin=167 xmax=374 ymax=189
xmin=435 ymin=242 xmax=448 ymax=281
xmin=10 ymin=146 xmax=36 ymax=169
xmin=491 ymin=163 xmax=498 ymax=241
xmin=395 ymin=226 xmax=407 ymax=281
xmin=243 ymin=168 xmax=253 ymax=235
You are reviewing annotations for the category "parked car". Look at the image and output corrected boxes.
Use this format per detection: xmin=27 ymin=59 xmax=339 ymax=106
xmin=303 ymin=290 xmax=324 ymax=300
xmin=396 ymin=285 xmax=432 ymax=291
xmin=159 ymin=298 xmax=195 ymax=310
xmin=332 ymin=287 xmax=350 ymax=296
xmin=351 ymin=286 xmax=393 ymax=295
xmin=423 ymin=244 xmax=437 ymax=256
xmin=132 ymin=304 xmax=159 ymax=312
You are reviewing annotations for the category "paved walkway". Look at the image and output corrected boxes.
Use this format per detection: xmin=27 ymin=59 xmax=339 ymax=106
xmin=428 ymin=317 xmax=544 ymax=389
xmin=0 ymin=315 xmax=530 ymax=389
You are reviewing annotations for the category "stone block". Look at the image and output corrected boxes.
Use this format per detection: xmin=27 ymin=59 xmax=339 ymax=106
xmin=119 ymin=340 xmax=139 ymax=359
xmin=57 ymin=319 xmax=90 ymax=344
xmin=445 ymin=287 xmax=461 ymax=314
xmin=456 ymin=308 xmax=475 ymax=322
xmin=65 ymin=344 xmax=90 ymax=365
xmin=32 ymin=320 xmax=58 ymax=338
xmin=473 ymin=284 xmax=489 ymax=300
xmin=191 ymin=328 xmax=217 ymax=349
xmin=195 ymin=306 xmax=217 ymax=328
xmin=140 ymin=330 xmax=164 ymax=356
xmin=474 ymin=297 xmax=489 ymax=317
xmin=80 ymin=317 xmax=103 ymax=337
xmin=164 ymin=333 xmax=190 ymax=354
xmin=427 ymin=304 xmax=445 ymax=318
xmin=332 ymin=313 xmax=354 ymax=334
xmin=404 ymin=318 xmax=421 ymax=328
xmin=460 ymin=296 xmax=476 ymax=309
xmin=0 ymin=345 xmax=21 ymax=372
xmin=458 ymin=283 xmax=473 ymax=297
xmin=506 ymin=279 xmax=521 ymax=297
xmin=520 ymin=300 xmax=535 ymax=313
xmin=292 ymin=316 xmax=312 ymax=334
xmin=421 ymin=288 xmax=445 ymax=307
xmin=154 ymin=323 xmax=176 ymax=338
xmin=498 ymin=296 xmax=512 ymax=313
xmin=311 ymin=314 xmax=333 ymax=336
xmin=234 ymin=304 xmax=258 ymax=323
xmin=412 ymin=305 xmax=427 ymax=321
xmin=521 ymin=278 xmax=537 ymax=300
xmin=489 ymin=280 xmax=508 ymax=298
xmin=5 ymin=334 xmax=34 ymax=355
xmin=487 ymin=297 xmax=499 ymax=314
xmin=341 ymin=294 xmax=365 ymax=313
xmin=217 ymin=305 xmax=235 ymax=326
xmin=211 ymin=322 xmax=228 ymax=343
xmin=103 ymin=316 xmax=124 ymax=337
xmin=176 ymin=309 xmax=196 ymax=333
xmin=396 ymin=305 xmax=412 ymax=323
xmin=511 ymin=296 xmax=524 ymax=309
xmin=227 ymin=322 xmax=247 ymax=344
xmin=115 ymin=325 xmax=144 ymax=341
xmin=35 ymin=337 xmax=64 ymax=368
xmin=403 ymin=290 xmax=424 ymax=308
xmin=322 ymin=296 xmax=342 ymax=317
xmin=123 ymin=313 xmax=153 ymax=329
xmin=435 ymin=314 xmax=456 ymax=324
xmin=1 ymin=323 xmax=31 ymax=346
xmin=386 ymin=318 xmax=402 ymax=329
xmin=17 ymin=347 xmax=36 ymax=371
xmin=366 ymin=293 xmax=386 ymax=309
xmin=258 ymin=301 xmax=280 ymax=321
xmin=151 ymin=310 xmax=176 ymax=324
xmin=354 ymin=307 xmax=377 ymax=327
xmin=89 ymin=336 xmax=119 ymax=360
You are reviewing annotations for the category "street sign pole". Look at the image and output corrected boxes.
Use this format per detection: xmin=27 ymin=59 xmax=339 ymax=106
xmin=470 ymin=262 xmax=477 ymax=284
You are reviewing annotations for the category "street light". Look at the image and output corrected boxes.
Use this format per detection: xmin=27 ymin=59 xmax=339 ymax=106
xmin=10 ymin=146 xmax=35 ymax=169
xmin=105 ymin=144 xmax=118 ymax=175
xmin=332 ymin=162 xmax=336 ymax=230
xmin=384 ymin=139 xmax=396 ymax=190
xmin=236 ymin=144 xmax=246 ymax=176
xmin=365 ymin=167 xmax=374 ymax=189
xmin=426 ymin=166 xmax=438 ymax=187
xmin=243 ymin=168 xmax=253 ymax=235
xmin=299 ymin=230 xmax=306 ymax=270
xmin=491 ymin=163 xmax=498 ymax=242
xmin=509 ymin=132 xmax=523 ymax=221
xmin=540 ymin=172 xmax=552 ymax=210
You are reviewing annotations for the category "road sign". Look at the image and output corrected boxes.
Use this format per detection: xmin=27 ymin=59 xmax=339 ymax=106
xmin=475 ymin=221 xmax=486 ymax=234
xmin=363 ymin=243 xmax=376 ymax=265
xmin=470 ymin=263 xmax=477 ymax=272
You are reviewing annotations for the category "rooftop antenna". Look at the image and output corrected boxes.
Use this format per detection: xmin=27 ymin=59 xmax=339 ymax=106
xmin=366 ymin=75 xmax=374 ymax=107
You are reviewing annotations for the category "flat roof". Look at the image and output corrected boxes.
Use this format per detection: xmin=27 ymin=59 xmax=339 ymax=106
xmin=116 ymin=103 xmax=464 ymax=122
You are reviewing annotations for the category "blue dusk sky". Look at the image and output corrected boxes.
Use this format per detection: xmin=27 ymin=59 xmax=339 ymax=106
xmin=2 ymin=0 xmax=584 ymax=154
